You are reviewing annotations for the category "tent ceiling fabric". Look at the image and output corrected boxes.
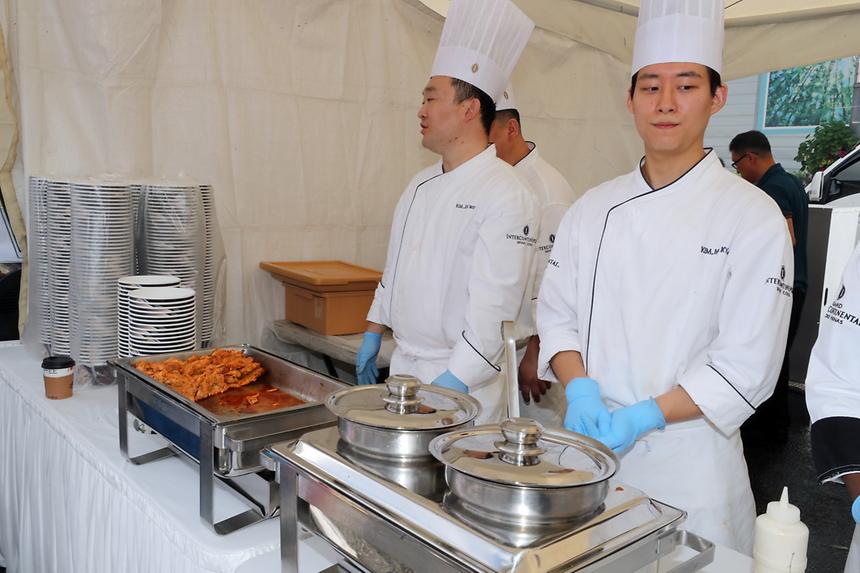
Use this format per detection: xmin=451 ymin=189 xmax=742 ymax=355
xmin=7 ymin=0 xmax=641 ymax=344
xmin=421 ymin=0 xmax=860 ymax=80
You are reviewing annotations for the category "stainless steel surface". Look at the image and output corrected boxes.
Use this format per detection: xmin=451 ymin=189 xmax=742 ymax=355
xmin=327 ymin=375 xmax=479 ymax=430
xmin=112 ymin=344 xmax=349 ymax=534
xmin=430 ymin=419 xmax=617 ymax=487
xmin=432 ymin=419 xmax=616 ymax=527
xmin=328 ymin=375 xmax=479 ymax=461
xmin=266 ymin=426 xmax=714 ymax=573
xmin=117 ymin=344 xmax=346 ymax=424
xmin=338 ymin=440 xmax=447 ymax=499
xmin=502 ymin=321 xmax=520 ymax=419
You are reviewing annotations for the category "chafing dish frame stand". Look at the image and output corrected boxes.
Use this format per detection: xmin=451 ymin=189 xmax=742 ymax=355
xmin=274 ymin=443 xmax=715 ymax=573
xmin=117 ymin=370 xmax=274 ymax=535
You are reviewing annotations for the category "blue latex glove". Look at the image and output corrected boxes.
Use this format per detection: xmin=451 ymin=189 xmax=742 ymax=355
xmin=852 ymin=494 xmax=860 ymax=525
xmin=431 ymin=370 xmax=469 ymax=394
xmin=598 ymin=399 xmax=666 ymax=453
xmin=355 ymin=332 xmax=382 ymax=385
xmin=564 ymin=378 xmax=611 ymax=438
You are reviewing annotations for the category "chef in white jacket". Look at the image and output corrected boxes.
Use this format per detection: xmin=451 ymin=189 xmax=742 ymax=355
xmin=537 ymin=0 xmax=792 ymax=554
xmin=806 ymin=243 xmax=860 ymax=572
xmin=490 ymin=85 xmax=579 ymax=427
xmin=355 ymin=0 xmax=538 ymax=424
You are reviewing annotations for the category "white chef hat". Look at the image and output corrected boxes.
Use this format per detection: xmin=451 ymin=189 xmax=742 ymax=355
xmin=495 ymin=84 xmax=518 ymax=111
xmin=631 ymin=0 xmax=724 ymax=76
xmin=430 ymin=0 xmax=534 ymax=103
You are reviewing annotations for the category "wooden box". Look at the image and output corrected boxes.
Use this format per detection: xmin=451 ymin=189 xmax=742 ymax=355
xmin=260 ymin=261 xmax=382 ymax=335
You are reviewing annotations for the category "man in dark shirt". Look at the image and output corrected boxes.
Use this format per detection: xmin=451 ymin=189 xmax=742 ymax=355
xmin=730 ymin=130 xmax=809 ymax=441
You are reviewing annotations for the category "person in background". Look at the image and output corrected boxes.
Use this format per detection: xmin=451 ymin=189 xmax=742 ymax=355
xmin=489 ymin=85 xmax=579 ymax=426
xmin=354 ymin=0 xmax=537 ymax=424
xmin=537 ymin=0 xmax=792 ymax=553
xmin=730 ymin=130 xmax=809 ymax=442
xmin=806 ymin=242 xmax=860 ymax=572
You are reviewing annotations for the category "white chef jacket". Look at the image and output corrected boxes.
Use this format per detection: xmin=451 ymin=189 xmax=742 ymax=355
xmin=368 ymin=145 xmax=538 ymax=422
xmin=806 ymin=242 xmax=860 ymax=572
xmin=513 ymin=142 xmax=580 ymax=337
xmin=512 ymin=143 xmax=579 ymax=427
xmin=537 ymin=150 xmax=793 ymax=553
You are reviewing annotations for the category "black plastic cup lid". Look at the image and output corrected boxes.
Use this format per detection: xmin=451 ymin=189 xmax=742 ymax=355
xmin=42 ymin=355 xmax=75 ymax=369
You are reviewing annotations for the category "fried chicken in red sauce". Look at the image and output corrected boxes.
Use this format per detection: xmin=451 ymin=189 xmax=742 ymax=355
xmin=134 ymin=349 xmax=265 ymax=401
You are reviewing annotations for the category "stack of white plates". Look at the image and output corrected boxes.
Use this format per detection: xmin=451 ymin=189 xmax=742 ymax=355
xmin=28 ymin=176 xmax=51 ymax=344
xmin=200 ymin=184 xmax=216 ymax=345
xmin=128 ymin=287 xmax=197 ymax=356
xmin=139 ymin=183 xmax=204 ymax=344
xmin=69 ymin=180 xmax=134 ymax=365
xmin=46 ymin=180 xmax=72 ymax=355
xmin=117 ymin=275 xmax=181 ymax=358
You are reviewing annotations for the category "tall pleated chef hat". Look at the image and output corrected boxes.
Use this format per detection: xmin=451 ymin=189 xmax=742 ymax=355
xmin=631 ymin=0 xmax=725 ymax=76
xmin=430 ymin=0 xmax=534 ymax=103
xmin=495 ymin=83 xmax=518 ymax=111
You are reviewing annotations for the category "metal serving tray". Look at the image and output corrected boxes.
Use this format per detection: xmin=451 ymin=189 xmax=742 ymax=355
xmin=111 ymin=344 xmax=349 ymax=534
xmin=266 ymin=427 xmax=715 ymax=573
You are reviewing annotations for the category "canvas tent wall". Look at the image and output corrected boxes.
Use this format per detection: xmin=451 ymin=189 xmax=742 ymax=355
xmin=3 ymin=0 xmax=860 ymax=346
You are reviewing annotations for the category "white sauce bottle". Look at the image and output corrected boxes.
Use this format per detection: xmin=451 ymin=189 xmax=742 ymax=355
xmin=753 ymin=487 xmax=809 ymax=573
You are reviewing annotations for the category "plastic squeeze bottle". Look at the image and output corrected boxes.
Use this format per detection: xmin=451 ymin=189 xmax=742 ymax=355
xmin=753 ymin=487 xmax=809 ymax=573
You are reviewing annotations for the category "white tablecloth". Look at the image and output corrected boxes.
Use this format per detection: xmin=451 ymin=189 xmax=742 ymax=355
xmin=0 ymin=341 xmax=753 ymax=573
xmin=0 ymin=341 xmax=343 ymax=573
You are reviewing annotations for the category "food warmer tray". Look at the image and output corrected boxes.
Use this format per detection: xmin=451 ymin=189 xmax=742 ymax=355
xmin=265 ymin=427 xmax=715 ymax=573
xmin=111 ymin=344 xmax=349 ymax=535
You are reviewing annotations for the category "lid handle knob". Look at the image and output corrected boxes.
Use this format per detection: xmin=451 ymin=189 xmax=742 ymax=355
xmin=496 ymin=418 xmax=545 ymax=466
xmin=383 ymin=374 xmax=424 ymax=414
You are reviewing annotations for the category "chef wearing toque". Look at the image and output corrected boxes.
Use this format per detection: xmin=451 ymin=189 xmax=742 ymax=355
xmin=490 ymin=84 xmax=579 ymax=427
xmin=356 ymin=0 xmax=538 ymax=424
xmin=537 ymin=0 xmax=792 ymax=552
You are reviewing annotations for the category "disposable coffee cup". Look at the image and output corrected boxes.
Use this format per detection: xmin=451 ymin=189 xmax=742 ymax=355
xmin=42 ymin=356 xmax=75 ymax=399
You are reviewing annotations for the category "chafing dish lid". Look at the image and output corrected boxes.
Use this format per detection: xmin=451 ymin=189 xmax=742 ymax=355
xmin=430 ymin=418 xmax=617 ymax=488
xmin=326 ymin=374 xmax=480 ymax=430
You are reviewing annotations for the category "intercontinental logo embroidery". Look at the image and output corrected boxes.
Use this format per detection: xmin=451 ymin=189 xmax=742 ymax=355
xmin=825 ymin=285 xmax=860 ymax=328
xmin=765 ymin=265 xmax=792 ymax=298
xmin=507 ymin=224 xmax=537 ymax=247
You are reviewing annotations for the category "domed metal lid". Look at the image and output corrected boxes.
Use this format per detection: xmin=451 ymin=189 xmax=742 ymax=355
xmin=429 ymin=418 xmax=617 ymax=488
xmin=326 ymin=374 xmax=480 ymax=431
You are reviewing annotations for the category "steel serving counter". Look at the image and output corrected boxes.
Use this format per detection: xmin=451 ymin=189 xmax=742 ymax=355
xmin=0 ymin=342 xmax=754 ymax=573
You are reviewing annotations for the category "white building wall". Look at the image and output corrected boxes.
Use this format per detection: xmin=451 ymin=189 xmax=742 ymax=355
xmin=705 ymin=75 xmax=809 ymax=175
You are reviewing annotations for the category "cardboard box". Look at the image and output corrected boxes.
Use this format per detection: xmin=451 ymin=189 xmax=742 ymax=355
xmin=260 ymin=261 xmax=382 ymax=335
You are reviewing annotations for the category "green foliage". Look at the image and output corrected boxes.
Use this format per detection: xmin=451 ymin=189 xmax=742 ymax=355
xmin=795 ymin=121 xmax=859 ymax=182
xmin=765 ymin=58 xmax=857 ymax=128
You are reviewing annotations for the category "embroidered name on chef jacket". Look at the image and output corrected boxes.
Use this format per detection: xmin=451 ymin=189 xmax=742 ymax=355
xmin=700 ymin=245 xmax=730 ymax=256
xmin=824 ymin=285 xmax=860 ymax=328
xmin=765 ymin=265 xmax=793 ymax=298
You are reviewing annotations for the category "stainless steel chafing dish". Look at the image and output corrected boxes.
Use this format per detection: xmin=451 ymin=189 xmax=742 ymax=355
xmin=111 ymin=344 xmax=349 ymax=534
xmin=265 ymin=417 xmax=716 ymax=572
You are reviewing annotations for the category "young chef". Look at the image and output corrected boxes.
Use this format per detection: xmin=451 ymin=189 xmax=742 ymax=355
xmin=806 ymin=243 xmax=860 ymax=572
xmin=355 ymin=0 xmax=538 ymax=424
xmin=537 ymin=0 xmax=793 ymax=553
xmin=490 ymin=85 xmax=579 ymax=426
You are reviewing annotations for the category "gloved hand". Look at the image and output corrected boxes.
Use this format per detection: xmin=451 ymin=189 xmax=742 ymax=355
xmin=431 ymin=370 xmax=469 ymax=394
xmin=852 ymin=494 xmax=860 ymax=525
xmin=598 ymin=398 xmax=666 ymax=453
xmin=355 ymin=332 xmax=382 ymax=385
xmin=564 ymin=378 xmax=611 ymax=438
